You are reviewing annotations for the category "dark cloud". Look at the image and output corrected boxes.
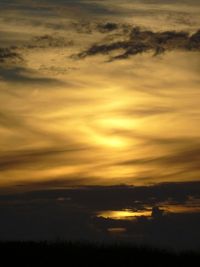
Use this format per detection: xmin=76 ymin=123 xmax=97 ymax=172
xmin=1 ymin=181 xmax=199 ymax=210
xmin=0 ymin=48 xmax=22 ymax=63
xmin=188 ymin=29 xmax=200 ymax=49
xmin=0 ymin=182 xmax=200 ymax=249
xmin=116 ymin=212 xmax=200 ymax=250
xmin=71 ymin=21 xmax=129 ymax=35
xmin=13 ymin=177 xmax=95 ymax=191
xmin=96 ymin=22 xmax=119 ymax=33
xmin=119 ymin=143 xmax=200 ymax=173
xmin=0 ymin=35 xmax=74 ymax=84
xmin=76 ymin=28 xmax=200 ymax=60
xmin=110 ymin=138 xmax=200 ymax=185
xmin=0 ymin=146 xmax=88 ymax=171
xmin=25 ymin=35 xmax=74 ymax=49
xmin=0 ymin=66 xmax=64 ymax=85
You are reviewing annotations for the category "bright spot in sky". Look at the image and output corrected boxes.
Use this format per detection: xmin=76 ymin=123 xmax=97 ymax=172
xmin=94 ymin=134 xmax=127 ymax=148
xmin=97 ymin=209 xmax=152 ymax=220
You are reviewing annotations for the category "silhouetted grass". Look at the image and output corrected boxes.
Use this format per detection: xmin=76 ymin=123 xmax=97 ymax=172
xmin=0 ymin=241 xmax=199 ymax=266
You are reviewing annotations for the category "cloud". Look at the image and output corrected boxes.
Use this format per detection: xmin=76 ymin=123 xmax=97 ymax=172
xmin=0 ymin=111 xmax=25 ymax=129
xmin=0 ymin=48 xmax=22 ymax=63
xmin=111 ymin=138 xmax=200 ymax=184
xmin=119 ymin=142 xmax=200 ymax=170
xmin=0 ymin=66 xmax=64 ymax=85
xmin=0 ymin=182 xmax=200 ymax=249
xmin=119 ymin=106 xmax=175 ymax=118
xmin=72 ymin=21 xmax=124 ymax=34
xmin=76 ymin=28 xmax=200 ymax=60
xmin=189 ymin=29 xmax=200 ymax=49
xmin=96 ymin=22 xmax=119 ymax=33
xmin=0 ymin=146 xmax=88 ymax=171
xmin=25 ymin=35 xmax=74 ymax=49
xmin=2 ymin=181 xmax=199 ymax=209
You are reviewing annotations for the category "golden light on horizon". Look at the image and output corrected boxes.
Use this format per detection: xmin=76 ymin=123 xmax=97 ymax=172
xmin=97 ymin=209 xmax=152 ymax=220
xmin=164 ymin=205 xmax=200 ymax=214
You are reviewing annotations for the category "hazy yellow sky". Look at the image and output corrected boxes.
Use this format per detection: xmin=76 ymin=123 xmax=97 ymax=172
xmin=0 ymin=0 xmax=200 ymax=192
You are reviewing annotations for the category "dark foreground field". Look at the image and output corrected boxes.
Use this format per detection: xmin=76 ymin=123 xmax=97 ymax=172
xmin=0 ymin=242 xmax=199 ymax=267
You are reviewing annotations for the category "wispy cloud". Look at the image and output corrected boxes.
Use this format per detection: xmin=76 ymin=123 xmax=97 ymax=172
xmin=0 ymin=48 xmax=22 ymax=63
xmin=0 ymin=66 xmax=65 ymax=85
xmin=77 ymin=28 xmax=200 ymax=60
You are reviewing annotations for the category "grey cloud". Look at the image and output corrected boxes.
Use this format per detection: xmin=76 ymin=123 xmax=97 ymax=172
xmin=96 ymin=22 xmax=119 ymax=33
xmin=188 ymin=29 xmax=200 ymax=49
xmin=120 ymin=143 xmax=200 ymax=169
xmin=120 ymin=106 xmax=174 ymax=117
xmin=114 ymin=139 xmax=200 ymax=183
xmin=0 ymin=66 xmax=64 ymax=85
xmin=76 ymin=28 xmax=200 ymax=60
xmin=0 ymin=48 xmax=22 ymax=63
xmin=158 ymin=147 xmax=200 ymax=167
xmin=1 ymin=181 xmax=199 ymax=210
xmin=0 ymin=146 xmax=88 ymax=171
xmin=25 ymin=35 xmax=74 ymax=49
xmin=13 ymin=177 xmax=95 ymax=191
xmin=72 ymin=21 xmax=125 ymax=34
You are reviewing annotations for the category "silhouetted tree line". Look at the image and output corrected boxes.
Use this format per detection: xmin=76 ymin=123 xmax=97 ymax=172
xmin=0 ymin=241 xmax=199 ymax=267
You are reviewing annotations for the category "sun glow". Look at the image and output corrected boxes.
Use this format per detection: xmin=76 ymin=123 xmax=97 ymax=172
xmin=97 ymin=209 xmax=152 ymax=220
xmin=93 ymin=134 xmax=127 ymax=148
xmin=91 ymin=117 xmax=136 ymax=148
xmin=81 ymin=125 xmax=128 ymax=149
xmin=97 ymin=117 xmax=137 ymax=130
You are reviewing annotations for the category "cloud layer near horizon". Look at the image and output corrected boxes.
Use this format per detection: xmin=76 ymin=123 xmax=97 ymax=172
xmin=0 ymin=181 xmax=200 ymax=250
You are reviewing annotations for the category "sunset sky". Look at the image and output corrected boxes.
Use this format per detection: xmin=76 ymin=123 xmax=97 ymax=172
xmin=0 ymin=0 xmax=200 ymax=249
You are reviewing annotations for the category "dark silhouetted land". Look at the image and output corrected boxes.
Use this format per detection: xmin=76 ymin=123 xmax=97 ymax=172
xmin=0 ymin=242 xmax=199 ymax=266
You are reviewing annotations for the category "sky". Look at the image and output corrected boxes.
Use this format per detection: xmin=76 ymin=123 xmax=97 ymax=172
xmin=0 ymin=0 xmax=200 ymax=249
